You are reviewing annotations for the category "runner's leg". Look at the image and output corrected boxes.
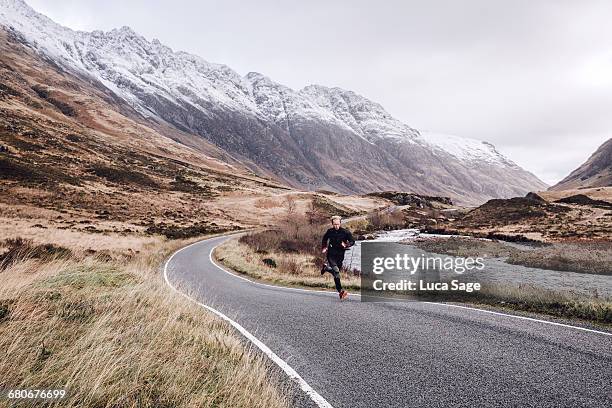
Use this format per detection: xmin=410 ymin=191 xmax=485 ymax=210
xmin=328 ymin=254 xmax=343 ymax=293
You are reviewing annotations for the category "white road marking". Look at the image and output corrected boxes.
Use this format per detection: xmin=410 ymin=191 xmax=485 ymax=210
xmin=423 ymin=302 xmax=612 ymax=336
xmin=207 ymin=237 xmax=612 ymax=337
xmin=163 ymin=238 xmax=335 ymax=408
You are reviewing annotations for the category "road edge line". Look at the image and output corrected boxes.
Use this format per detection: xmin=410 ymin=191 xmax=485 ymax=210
xmin=423 ymin=302 xmax=612 ymax=336
xmin=209 ymin=237 xmax=612 ymax=337
xmin=163 ymin=237 xmax=335 ymax=408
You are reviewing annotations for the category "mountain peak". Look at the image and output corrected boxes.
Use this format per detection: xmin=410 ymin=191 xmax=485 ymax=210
xmin=245 ymin=71 xmax=275 ymax=84
xmin=551 ymin=138 xmax=612 ymax=190
xmin=112 ymin=25 xmax=137 ymax=35
xmin=1 ymin=0 xmax=45 ymax=24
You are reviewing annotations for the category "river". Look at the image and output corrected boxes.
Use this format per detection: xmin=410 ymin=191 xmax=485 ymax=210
xmin=343 ymin=229 xmax=612 ymax=299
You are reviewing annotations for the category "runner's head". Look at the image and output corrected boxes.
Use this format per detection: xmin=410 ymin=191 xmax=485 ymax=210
xmin=331 ymin=215 xmax=341 ymax=229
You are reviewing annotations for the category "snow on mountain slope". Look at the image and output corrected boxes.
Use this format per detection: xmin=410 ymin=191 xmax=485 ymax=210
xmin=0 ymin=0 xmax=548 ymax=202
xmin=300 ymin=85 xmax=420 ymax=144
xmin=0 ymin=0 xmax=494 ymax=155
xmin=0 ymin=0 xmax=259 ymax=119
xmin=245 ymin=72 xmax=344 ymax=128
xmin=419 ymin=131 xmax=515 ymax=166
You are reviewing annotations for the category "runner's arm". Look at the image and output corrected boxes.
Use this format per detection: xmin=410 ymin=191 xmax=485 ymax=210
xmin=344 ymin=230 xmax=355 ymax=248
xmin=321 ymin=229 xmax=330 ymax=250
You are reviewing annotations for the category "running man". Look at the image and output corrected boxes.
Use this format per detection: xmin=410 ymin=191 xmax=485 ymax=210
xmin=321 ymin=215 xmax=355 ymax=300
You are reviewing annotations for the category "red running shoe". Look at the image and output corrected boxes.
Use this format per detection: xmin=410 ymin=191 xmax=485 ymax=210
xmin=339 ymin=290 xmax=349 ymax=300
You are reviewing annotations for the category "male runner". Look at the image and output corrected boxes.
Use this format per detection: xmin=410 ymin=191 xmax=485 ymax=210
xmin=321 ymin=215 xmax=355 ymax=300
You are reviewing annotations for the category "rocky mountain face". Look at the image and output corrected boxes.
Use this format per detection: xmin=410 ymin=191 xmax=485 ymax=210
xmin=0 ymin=0 xmax=548 ymax=204
xmin=550 ymin=138 xmax=612 ymax=191
xmin=0 ymin=22 xmax=300 ymax=237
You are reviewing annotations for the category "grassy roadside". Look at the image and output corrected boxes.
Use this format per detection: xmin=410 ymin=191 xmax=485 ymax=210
xmin=429 ymin=283 xmax=611 ymax=325
xmin=0 ymin=235 xmax=288 ymax=408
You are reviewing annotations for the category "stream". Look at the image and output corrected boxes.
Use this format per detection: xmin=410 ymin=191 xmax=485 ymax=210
xmin=343 ymin=229 xmax=612 ymax=299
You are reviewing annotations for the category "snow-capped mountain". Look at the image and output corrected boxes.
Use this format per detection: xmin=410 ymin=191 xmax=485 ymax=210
xmin=0 ymin=0 xmax=547 ymax=203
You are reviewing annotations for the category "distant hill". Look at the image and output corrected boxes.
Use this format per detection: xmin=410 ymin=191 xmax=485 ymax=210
xmin=550 ymin=138 xmax=612 ymax=191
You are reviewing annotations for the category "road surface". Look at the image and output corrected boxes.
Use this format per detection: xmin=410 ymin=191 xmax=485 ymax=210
xmin=164 ymin=235 xmax=612 ymax=408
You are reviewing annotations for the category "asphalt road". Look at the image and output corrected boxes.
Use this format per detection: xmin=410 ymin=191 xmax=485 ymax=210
xmin=164 ymin=235 xmax=612 ymax=408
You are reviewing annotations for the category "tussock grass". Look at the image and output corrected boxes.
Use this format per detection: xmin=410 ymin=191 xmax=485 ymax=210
xmin=456 ymin=283 xmax=612 ymax=324
xmin=0 ymin=238 xmax=72 ymax=270
xmin=412 ymin=237 xmax=612 ymax=275
xmin=0 ymin=237 xmax=288 ymax=408
xmin=507 ymin=242 xmax=612 ymax=275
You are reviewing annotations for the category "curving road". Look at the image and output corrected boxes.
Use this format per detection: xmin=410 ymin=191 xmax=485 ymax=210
xmin=164 ymin=235 xmax=612 ymax=408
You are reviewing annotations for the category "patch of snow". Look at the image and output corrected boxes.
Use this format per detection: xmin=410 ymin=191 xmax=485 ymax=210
xmin=300 ymin=85 xmax=420 ymax=144
xmin=418 ymin=131 xmax=516 ymax=166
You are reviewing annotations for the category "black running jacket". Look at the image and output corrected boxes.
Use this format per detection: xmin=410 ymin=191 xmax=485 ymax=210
xmin=321 ymin=227 xmax=355 ymax=252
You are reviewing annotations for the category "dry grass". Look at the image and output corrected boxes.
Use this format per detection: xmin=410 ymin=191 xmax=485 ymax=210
xmin=410 ymin=236 xmax=513 ymax=258
xmin=0 ymin=236 xmax=288 ymax=408
xmin=365 ymin=209 xmax=406 ymax=231
xmin=411 ymin=237 xmax=612 ymax=275
xmin=506 ymin=242 xmax=612 ymax=275
xmin=254 ymin=198 xmax=280 ymax=210
xmin=214 ymin=238 xmax=360 ymax=291
xmin=456 ymin=282 xmax=611 ymax=324
xmin=405 ymin=237 xmax=611 ymax=323
xmin=0 ymin=216 xmax=161 ymax=252
xmin=437 ymin=194 xmax=612 ymax=242
xmin=538 ymin=187 xmax=612 ymax=203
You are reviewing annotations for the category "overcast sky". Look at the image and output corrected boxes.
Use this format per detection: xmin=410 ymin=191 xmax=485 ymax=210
xmin=27 ymin=0 xmax=612 ymax=184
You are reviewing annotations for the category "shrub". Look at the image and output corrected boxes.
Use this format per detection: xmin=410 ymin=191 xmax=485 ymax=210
xmin=366 ymin=209 xmax=405 ymax=231
xmin=89 ymin=164 xmax=159 ymax=188
xmin=0 ymin=238 xmax=72 ymax=271
xmin=262 ymin=258 xmax=277 ymax=268
xmin=240 ymin=219 xmax=328 ymax=258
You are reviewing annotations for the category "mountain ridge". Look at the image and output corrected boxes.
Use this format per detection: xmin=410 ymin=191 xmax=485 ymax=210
xmin=0 ymin=0 xmax=548 ymax=204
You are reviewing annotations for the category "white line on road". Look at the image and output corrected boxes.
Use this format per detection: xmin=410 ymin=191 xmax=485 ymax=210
xmin=423 ymin=302 xmax=612 ymax=336
xmin=163 ymin=238 xmax=335 ymax=408
xmin=206 ymin=237 xmax=612 ymax=337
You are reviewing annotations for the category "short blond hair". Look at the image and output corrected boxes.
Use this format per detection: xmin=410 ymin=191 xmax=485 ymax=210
xmin=331 ymin=215 xmax=342 ymax=223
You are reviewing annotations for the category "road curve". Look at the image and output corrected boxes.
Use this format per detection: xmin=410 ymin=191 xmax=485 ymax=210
xmin=164 ymin=234 xmax=612 ymax=408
